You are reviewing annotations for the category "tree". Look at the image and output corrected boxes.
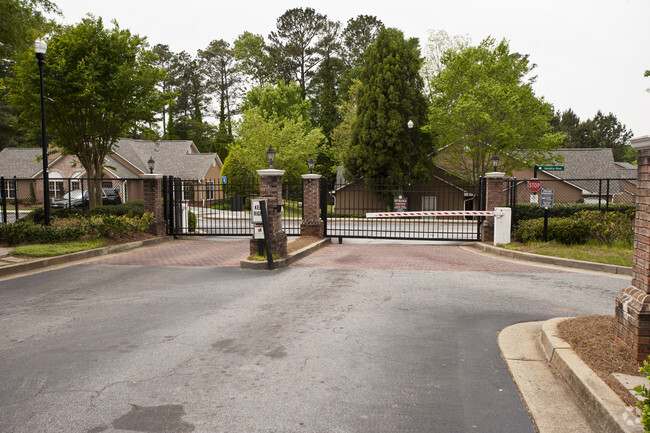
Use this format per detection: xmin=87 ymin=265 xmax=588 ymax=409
xmin=427 ymin=37 xmax=563 ymax=183
xmin=152 ymin=43 xmax=175 ymax=137
xmin=268 ymin=7 xmax=329 ymax=97
xmin=344 ymin=28 xmax=431 ymax=185
xmin=9 ymin=16 xmax=164 ymax=207
xmin=421 ymin=29 xmax=471 ymax=99
xmin=340 ymin=15 xmax=383 ymax=68
xmin=240 ymin=80 xmax=311 ymax=126
xmin=552 ymin=109 xmax=635 ymax=163
xmin=233 ymin=31 xmax=274 ymax=88
xmin=199 ymin=39 xmax=240 ymax=148
xmin=0 ymin=0 xmax=60 ymax=149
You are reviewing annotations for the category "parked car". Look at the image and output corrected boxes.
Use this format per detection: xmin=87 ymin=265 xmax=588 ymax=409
xmin=51 ymin=188 xmax=122 ymax=209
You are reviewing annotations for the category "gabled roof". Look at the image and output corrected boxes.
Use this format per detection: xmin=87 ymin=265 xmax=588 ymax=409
xmin=0 ymin=148 xmax=42 ymax=178
xmin=112 ymin=139 xmax=220 ymax=179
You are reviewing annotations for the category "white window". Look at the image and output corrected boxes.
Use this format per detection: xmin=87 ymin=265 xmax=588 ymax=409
xmin=4 ymin=180 xmax=16 ymax=199
xmin=182 ymin=182 xmax=192 ymax=202
xmin=206 ymin=180 xmax=215 ymax=200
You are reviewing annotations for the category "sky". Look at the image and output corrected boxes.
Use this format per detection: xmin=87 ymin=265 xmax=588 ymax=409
xmin=51 ymin=0 xmax=650 ymax=137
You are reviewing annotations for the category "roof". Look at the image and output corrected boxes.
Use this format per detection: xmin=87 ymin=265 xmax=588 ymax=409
xmin=0 ymin=148 xmax=42 ymax=178
xmin=113 ymin=139 xmax=219 ymax=179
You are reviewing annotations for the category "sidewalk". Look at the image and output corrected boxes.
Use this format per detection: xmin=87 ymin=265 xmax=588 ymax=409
xmin=500 ymin=319 xmax=643 ymax=432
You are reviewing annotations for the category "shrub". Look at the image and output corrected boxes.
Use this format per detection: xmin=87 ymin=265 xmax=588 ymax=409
xmin=0 ymin=221 xmax=85 ymax=245
xmin=513 ymin=202 xmax=635 ymax=224
xmin=86 ymin=200 xmax=144 ymax=217
xmin=513 ymin=217 xmax=591 ymax=244
xmin=635 ymin=358 xmax=650 ymax=431
xmin=572 ymin=210 xmax=634 ymax=245
xmin=188 ymin=211 xmax=197 ymax=233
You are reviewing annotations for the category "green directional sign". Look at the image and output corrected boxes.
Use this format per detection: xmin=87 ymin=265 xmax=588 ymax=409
xmin=536 ymin=165 xmax=564 ymax=171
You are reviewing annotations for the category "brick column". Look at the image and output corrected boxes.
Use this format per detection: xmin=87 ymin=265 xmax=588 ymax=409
xmin=300 ymin=174 xmax=324 ymax=238
xmin=250 ymin=169 xmax=287 ymax=257
xmin=143 ymin=175 xmax=166 ymax=236
xmin=616 ymin=136 xmax=650 ymax=363
xmin=482 ymin=172 xmax=506 ymax=243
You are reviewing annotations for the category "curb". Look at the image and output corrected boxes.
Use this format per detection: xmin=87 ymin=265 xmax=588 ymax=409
xmin=240 ymin=237 xmax=331 ymax=270
xmin=465 ymin=242 xmax=633 ymax=276
xmin=0 ymin=236 xmax=173 ymax=278
xmin=541 ymin=318 xmax=642 ymax=433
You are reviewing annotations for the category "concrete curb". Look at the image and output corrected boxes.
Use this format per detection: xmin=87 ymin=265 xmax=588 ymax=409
xmin=240 ymin=237 xmax=332 ymax=270
xmin=541 ymin=318 xmax=642 ymax=433
xmin=465 ymin=242 xmax=633 ymax=276
xmin=0 ymin=236 xmax=173 ymax=278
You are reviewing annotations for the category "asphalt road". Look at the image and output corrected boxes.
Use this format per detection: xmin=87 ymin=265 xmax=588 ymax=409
xmin=0 ymin=241 xmax=629 ymax=432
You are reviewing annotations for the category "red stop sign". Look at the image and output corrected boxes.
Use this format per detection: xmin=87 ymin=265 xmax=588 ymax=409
xmin=528 ymin=180 xmax=541 ymax=192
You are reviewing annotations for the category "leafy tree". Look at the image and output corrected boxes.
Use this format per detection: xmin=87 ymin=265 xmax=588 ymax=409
xmin=0 ymin=0 xmax=60 ymax=149
xmin=199 ymin=39 xmax=240 ymax=154
xmin=240 ymin=80 xmax=311 ymax=126
xmin=9 ymin=16 xmax=164 ymax=207
xmin=344 ymin=28 xmax=431 ymax=185
xmin=427 ymin=37 xmax=563 ymax=183
xmin=233 ymin=31 xmax=274 ymax=87
xmin=552 ymin=109 xmax=635 ymax=163
xmin=340 ymin=15 xmax=384 ymax=69
xmin=421 ymin=29 xmax=471 ymax=99
xmin=268 ymin=7 xmax=329 ymax=97
xmin=152 ymin=43 xmax=175 ymax=137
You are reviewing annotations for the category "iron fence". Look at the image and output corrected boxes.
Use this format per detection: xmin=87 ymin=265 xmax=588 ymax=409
xmin=0 ymin=176 xmax=141 ymax=223
xmin=326 ymin=179 xmax=485 ymax=241
xmin=164 ymin=176 xmax=303 ymax=237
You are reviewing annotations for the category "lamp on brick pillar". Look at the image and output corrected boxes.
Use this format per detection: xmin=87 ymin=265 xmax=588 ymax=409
xmin=491 ymin=155 xmax=499 ymax=172
xmin=616 ymin=135 xmax=650 ymax=364
xmin=482 ymin=171 xmax=506 ymax=244
xmin=308 ymin=157 xmax=315 ymax=174
xmin=301 ymin=170 xmax=324 ymax=238
xmin=266 ymin=145 xmax=276 ymax=169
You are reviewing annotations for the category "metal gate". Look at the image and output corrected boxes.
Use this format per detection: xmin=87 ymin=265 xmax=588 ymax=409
xmin=163 ymin=176 xmax=302 ymax=237
xmin=323 ymin=177 xmax=486 ymax=242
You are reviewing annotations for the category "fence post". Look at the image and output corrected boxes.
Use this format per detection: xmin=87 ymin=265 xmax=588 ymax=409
xmin=300 ymin=174 xmax=324 ymax=238
xmin=143 ymin=174 xmax=166 ymax=236
xmin=616 ymin=136 xmax=650 ymax=363
xmin=481 ymin=172 xmax=506 ymax=243
xmin=250 ymin=169 xmax=287 ymax=258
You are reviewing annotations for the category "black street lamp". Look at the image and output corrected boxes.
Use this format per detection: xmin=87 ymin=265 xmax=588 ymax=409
xmin=35 ymin=39 xmax=50 ymax=226
xmin=266 ymin=145 xmax=276 ymax=169
xmin=148 ymin=156 xmax=155 ymax=174
xmin=307 ymin=157 xmax=315 ymax=174
xmin=407 ymin=120 xmax=414 ymax=187
xmin=491 ymin=155 xmax=500 ymax=172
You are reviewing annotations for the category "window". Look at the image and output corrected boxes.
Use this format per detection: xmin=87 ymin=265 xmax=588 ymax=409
xmin=206 ymin=180 xmax=215 ymax=200
xmin=3 ymin=180 xmax=16 ymax=199
xmin=49 ymin=180 xmax=64 ymax=199
xmin=182 ymin=182 xmax=193 ymax=202
xmin=102 ymin=181 xmax=113 ymax=188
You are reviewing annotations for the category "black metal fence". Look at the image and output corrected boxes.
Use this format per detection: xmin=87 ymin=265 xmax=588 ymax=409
xmin=0 ymin=176 xmax=141 ymax=223
xmin=506 ymin=177 xmax=637 ymax=225
xmin=326 ymin=179 xmax=485 ymax=241
xmin=163 ymin=176 xmax=303 ymax=237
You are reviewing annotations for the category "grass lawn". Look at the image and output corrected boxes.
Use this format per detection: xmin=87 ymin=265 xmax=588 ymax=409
xmin=10 ymin=239 xmax=106 ymax=257
xmin=500 ymin=241 xmax=633 ymax=267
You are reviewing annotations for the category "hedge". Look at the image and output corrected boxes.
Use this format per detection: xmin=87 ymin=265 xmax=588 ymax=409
xmin=513 ymin=202 xmax=635 ymax=223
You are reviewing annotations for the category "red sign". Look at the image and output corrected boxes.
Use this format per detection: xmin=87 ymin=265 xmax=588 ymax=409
xmin=528 ymin=180 xmax=541 ymax=193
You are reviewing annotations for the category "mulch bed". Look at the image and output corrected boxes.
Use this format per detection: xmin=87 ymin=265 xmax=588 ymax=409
xmin=557 ymin=315 xmax=642 ymax=406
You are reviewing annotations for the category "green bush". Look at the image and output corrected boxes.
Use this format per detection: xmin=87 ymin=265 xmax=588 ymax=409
xmin=188 ymin=211 xmax=197 ymax=233
xmin=0 ymin=212 xmax=153 ymax=245
xmin=513 ymin=217 xmax=591 ymax=244
xmin=572 ymin=210 xmax=634 ymax=245
xmin=86 ymin=200 xmax=145 ymax=217
xmin=513 ymin=202 xmax=635 ymax=223
xmin=636 ymin=358 xmax=650 ymax=431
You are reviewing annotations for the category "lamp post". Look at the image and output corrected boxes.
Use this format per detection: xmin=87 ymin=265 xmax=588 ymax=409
xmin=491 ymin=155 xmax=499 ymax=172
xmin=266 ymin=145 xmax=276 ymax=169
xmin=35 ymin=39 xmax=50 ymax=226
xmin=407 ymin=120 xmax=414 ymax=188
xmin=148 ymin=156 xmax=155 ymax=174
xmin=307 ymin=157 xmax=315 ymax=174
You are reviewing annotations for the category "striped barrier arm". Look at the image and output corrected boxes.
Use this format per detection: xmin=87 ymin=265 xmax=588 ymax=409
xmin=365 ymin=211 xmax=496 ymax=218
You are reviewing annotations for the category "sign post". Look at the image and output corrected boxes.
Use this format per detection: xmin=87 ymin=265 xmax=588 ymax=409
xmin=393 ymin=195 xmax=408 ymax=212
xmin=251 ymin=199 xmax=273 ymax=269
xmin=540 ymin=188 xmax=554 ymax=242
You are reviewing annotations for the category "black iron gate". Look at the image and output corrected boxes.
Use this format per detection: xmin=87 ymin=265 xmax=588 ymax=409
xmin=322 ymin=177 xmax=486 ymax=241
xmin=163 ymin=176 xmax=302 ymax=237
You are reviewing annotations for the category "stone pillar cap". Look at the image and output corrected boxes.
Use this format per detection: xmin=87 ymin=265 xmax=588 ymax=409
xmin=142 ymin=173 xmax=164 ymax=179
xmin=257 ymin=169 xmax=285 ymax=177
xmin=302 ymin=174 xmax=322 ymax=179
xmin=485 ymin=172 xmax=506 ymax=179
xmin=631 ymin=135 xmax=650 ymax=150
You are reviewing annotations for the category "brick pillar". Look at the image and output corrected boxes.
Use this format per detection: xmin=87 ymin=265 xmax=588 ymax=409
xmin=616 ymin=136 xmax=650 ymax=364
xmin=300 ymin=174 xmax=324 ymax=238
xmin=143 ymin=175 xmax=166 ymax=236
xmin=482 ymin=172 xmax=506 ymax=243
xmin=250 ymin=169 xmax=287 ymax=257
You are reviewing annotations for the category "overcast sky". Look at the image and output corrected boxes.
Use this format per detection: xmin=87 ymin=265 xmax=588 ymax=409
xmin=52 ymin=0 xmax=650 ymax=137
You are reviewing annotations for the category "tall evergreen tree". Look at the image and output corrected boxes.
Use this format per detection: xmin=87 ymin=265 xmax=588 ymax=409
xmin=344 ymin=28 xmax=431 ymax=185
